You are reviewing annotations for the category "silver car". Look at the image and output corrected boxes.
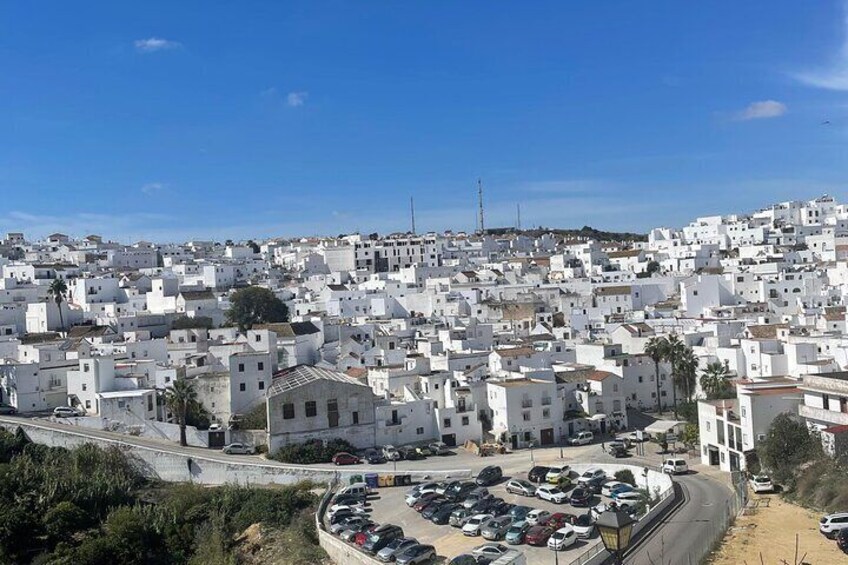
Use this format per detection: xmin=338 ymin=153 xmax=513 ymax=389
xmin=480 ymin=516 xmax=513 ymax=541
xmin=505 ymin=479 xmax=537 ymax=496
xmin=377 ymin=537 xmax=419 ymax=562
xmin=222 ymin=443 xmax=255 ymax=455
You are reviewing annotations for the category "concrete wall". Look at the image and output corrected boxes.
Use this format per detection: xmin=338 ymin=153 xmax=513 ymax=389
xmin=0 ymin=418 xmax=470 ymax=486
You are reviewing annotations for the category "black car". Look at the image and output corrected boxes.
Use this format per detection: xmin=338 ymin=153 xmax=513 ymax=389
xmin=838 ymin=528 xmax=848 ymax=553
xmin=400 ymin=447 xmax=426 ymax=461
xmin=490 ymin=501 xmax=514 ymax=517
xmin=583 ymin=477 xmax=604 ymax=495
xmin=445 ymin=482 xmax=477 ymax=502
xmin=363 ymin=449 xmax=387 ymax=464
xmin=527 ymin=465 xmax=550 ymax=483
xmin=421 ymin=499 xmax=449 ymax=520
xmin=471 ymin=496 xmax=502 ymax=514
xmin=570 ymin=487 xmax=592 ymax=507
xmin=0 ymin=404 xmax=17 ymax=415
xmin=609 ymin=444 xmax=628 ymax=458
xmin=362 ymin=524 xmax=405 ymax=554
xmin=448 ymin=556 xmax=478 ymax=565
xmin=476 ymin=465 xmax=503 ymax=486
xmin=430 ymin=503 xmax=461 ymax=525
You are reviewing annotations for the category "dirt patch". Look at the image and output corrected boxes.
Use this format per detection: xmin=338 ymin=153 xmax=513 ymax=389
xmin=709 ymin=495 xmax=844 ymax=564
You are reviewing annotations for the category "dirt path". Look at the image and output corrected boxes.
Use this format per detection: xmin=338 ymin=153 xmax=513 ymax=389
xmin=709 ymin=494 xmax=846 ymax=564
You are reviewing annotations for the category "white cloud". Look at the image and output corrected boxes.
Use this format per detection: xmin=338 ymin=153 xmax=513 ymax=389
xmin=134 ymin=37 xmax=181 ymax=53
xmin=286 ymin=91 xmax=308 ymax=107
xmin=734 ymin=100 xmax=787 ymax=121
xmin=141 ymin=182 xmax=165 ymax=195
xmin=794 ymin=4 xmax=848 ymax=90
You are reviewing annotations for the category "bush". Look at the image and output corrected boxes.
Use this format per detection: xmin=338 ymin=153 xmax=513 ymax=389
xmin=614 ymin=469 xmax=636 ymax=486
xmin=268 ymin=438 xmax=357 ymax=464
xmin=757 ymin=413 xmax=822 ymax=487
xmin=238 ymin=404 xmax=268 ymax=431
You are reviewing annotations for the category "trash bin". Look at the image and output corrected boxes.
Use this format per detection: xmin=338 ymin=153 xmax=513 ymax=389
xmin=349 ymin=474 xmax=363 ymax=485
xmin=380 ymin=474 xmax=394 ymax=488
xmin=365 ymin=473 xmax=379 ymax=489
xmin=401 ymin=475 xmax=412 ymax=486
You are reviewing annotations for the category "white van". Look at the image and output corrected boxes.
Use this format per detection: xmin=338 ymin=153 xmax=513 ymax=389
xmin=662 ymin=458 xmax=689 ymax=475
xmin=339 ymin=482 xmax=370 ymax=498
xmin=569 ymin=431 xmax=594 ymax=446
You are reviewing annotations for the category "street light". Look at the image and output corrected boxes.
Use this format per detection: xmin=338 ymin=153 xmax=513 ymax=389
xmin=528 ymin=441 xmax=535 ymax=466
xmin=595 ymin=509 xmax=636 ymax=564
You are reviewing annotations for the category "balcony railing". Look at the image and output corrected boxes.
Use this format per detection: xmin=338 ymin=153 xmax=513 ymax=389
xmin=799 ymin=404 xmax=848 ymax=426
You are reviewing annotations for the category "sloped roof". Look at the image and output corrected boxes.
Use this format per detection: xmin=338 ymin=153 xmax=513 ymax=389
xmin=179 ymin=290 xmax=216 ymax=301
xmin=67 ymin=325 xmax=113 ymax=338
xmin=267 ymin=365 xmax=368 ymax=396
xmin=746 ymin=323 xmax=789 ymax=339
xmin=594 ymin=285 xmax=632 ymax=296
xmin=257 ymin=321 xmax=321 ymax=337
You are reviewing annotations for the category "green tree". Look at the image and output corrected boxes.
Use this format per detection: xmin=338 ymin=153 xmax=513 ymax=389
xmin=225 ymin=287 xmax=288 ymax=332
xmin=664 ymin=334 xmax=686 ymax=418
xmin=681 ymin=423 xmax=699 ymax=450
xmin=644 ymin=336 xmax=668 ymax=412
xmin=700 ymin=361 xmax=733 ymax=400
xmin=44 ymin=501 xmax=89 ymax=544
xmin=757 ymin=413 xmax=822 ymax=485
xmin=675 ymin=347 xmax=699 ymax=403
xmin=614 ymin=469 xmax=636 ymax=486
xmin=49 ymin=278 xmax=68 ymax=332
xmin=166 ymin=379 xmax=198 ymax=447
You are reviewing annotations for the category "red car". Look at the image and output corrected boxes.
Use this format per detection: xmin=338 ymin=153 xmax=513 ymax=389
xmin=414 ymin=493 xmax=444 ymax=512
xmin=546 ymin=513 xmax=574 ymax=530
xmin=524 ymin=524 xmax=555 ymax=546
xmin=354 ymin=524 xmax=379 ymax=546
xmin=332 ymin=452 xmax=361 ymax=465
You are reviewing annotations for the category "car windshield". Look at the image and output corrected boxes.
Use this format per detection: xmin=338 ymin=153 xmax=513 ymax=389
xmin=575 ymin=515 xmax=592 ymax=526
xmin=549 ymin=488 xmax=562 ymax=494
xmin=552 ymin=531 xmax=565 ymax=540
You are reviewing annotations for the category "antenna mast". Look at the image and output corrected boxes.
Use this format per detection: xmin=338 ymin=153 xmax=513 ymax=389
xmin=410 ymin=196 xmax=416 ymax=234
xmin=477 ymin=178 xmax=485 ymax=235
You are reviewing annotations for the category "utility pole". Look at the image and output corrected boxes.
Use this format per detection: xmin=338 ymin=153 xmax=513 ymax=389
xmin=477 ymin=178 xmax=485 ymax=235
xmin=410 ymin=196 xmax=416 ymax=235
xmin=517 ymin=203 xmax=522 ymax=231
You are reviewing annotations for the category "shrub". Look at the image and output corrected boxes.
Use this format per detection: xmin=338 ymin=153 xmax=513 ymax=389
xmin=269 ymin=438 xmax=357 ymax=464
xmin=614 ymin=469 xmax=636 ymax=486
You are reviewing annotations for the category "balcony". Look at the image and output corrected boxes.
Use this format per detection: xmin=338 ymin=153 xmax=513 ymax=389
xmin=799 ymin=404 xmax=848 ymax=427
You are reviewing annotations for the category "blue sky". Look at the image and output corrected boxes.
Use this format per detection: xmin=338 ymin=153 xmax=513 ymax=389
xmin=3 ymin=1 xmax=848 ymax=241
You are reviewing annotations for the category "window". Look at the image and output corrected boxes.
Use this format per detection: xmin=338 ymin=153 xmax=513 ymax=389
xmin=416 ymin=427 xmax=424 ymax=435
xmin=523 ymin=412 xmax=531 ymax=421
xmin=352 ymin=411 xmax=359 ymax=424
xmin=543 ymin=408 xmax=550 ymax=419
xmin=85 ymin=400 xmax=91 ymax=409
xmin=443 ymin=418 xmax=452 ymax=428
xmin=82 ymin=383 xmax=87 ymax=391
xmin=258 ymin=381 xmax=265 ymax=390
xmin=258 ymin=362 xmax=264 ymax=371
xmin=283 ymin=403 xmax=295 ymax=419
xmin=147 ymin=395 xmax=153 ymax=411
xmin=83 ymin=363 xmax=90 ymax=372
xmin=462 ymin=416 xmax=469 ymax=426
xmin=305 ymin=401 xmax=317 ymax=417
xmin=238 ymin=363 xmax=245 ymax=372
xmin=328 ymin=399 xmax=339 ymax=428
xmin=255 ymin=334 xmax=261 ymax=342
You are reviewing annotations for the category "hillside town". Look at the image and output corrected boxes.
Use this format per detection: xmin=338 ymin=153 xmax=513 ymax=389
xmin=0 ymin=194 xmax=846 ymax=482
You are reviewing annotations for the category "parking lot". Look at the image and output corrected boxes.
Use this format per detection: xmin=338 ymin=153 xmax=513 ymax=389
xmin=361 ymin=466 xmax=622 ymax=562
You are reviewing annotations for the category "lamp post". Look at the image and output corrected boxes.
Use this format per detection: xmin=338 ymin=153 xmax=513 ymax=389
xmin=529 ymin=441 xmax=535 ymax=466
xmin=595 ymin=509 xmax=636 ymax=565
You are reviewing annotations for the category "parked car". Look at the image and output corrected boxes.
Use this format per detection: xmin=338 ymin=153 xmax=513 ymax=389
xmin=820 ymin=512 xmax=848 ymax=538
xmin=545 ymin=465 xmax=571 ymax=484
xmin=363 ymin=449 xmax=387 ymax=464
xmin=329 ymin=501 xmax=366 ymax=516
xmin=462 ymin=514 xmax=494 ymax=537
xmin=547 ymin=525 xmax=578 ymax=551
xmin=608 ymin=484 xmax=635 ymax=498
xmin=449 ymin=507 xmax=473 ymax=528
xmin=400 ymin=446 xmax=426 ymax=460
xmin=436 ymin=481 xmax=460 ymax=495
xmin=332 ymin=452 xmax=361 ymax=465
xmin=421 ymin=499 xmax=450 ymax=520
xmin=569 ymin=431 xmax=594 ymax=445
xmin=476 ymin=465 xmax=503 ymax=486
xmin=480 ymin=516 xmax=513 ymax=541
xmin=0 ymin=404 xmax=17 ymax=415
xmin=525 ymin=509 xmax=551 ymax=526
xmin=445 ymin=482 xmax=477 ymax=501
xmin=569 ymin=488 xmax=592 ymax=507
xmin=578 ymin=468 xmax=606 ymax=485
xmin=505 ymin=520 xmax=530 ymax=545
xmin=612 ymin=490 xmax=644 ymax=504
xmin=395 ymin=544 xmax=436 ymax=565
xmin=509 ymin=505 xmax=532 ymax=522
xmin=473 ymin=497 xmax=504 ymax=515
xmin=528 ymin=465 xmax=551 ymax=483
xmin=750 ymin=475 xmax=774 ymax=493
xmin=572 ymin=514 xmax=596 ymax=539
xmin=410 ymin=492 xmax=441 ymax=510
xmin=525 ymin=524 xmax=555 ymax=546
xmin=414 ymin=495 xmax=446 ymax=513
xmin=536 ymin=485 xmax=569 ymax=504
xmin=341 ymin=521 xmax=378 ymax=543
xmin=545 ymin=512 xmax=574 ymax=530
xmin=330 ymin=515 xmax=370 ymax=535
xmin=601 ymin=481 xmax=626 ymax=498
xmin=431 ymin=503 xmax=461 ymax=525
xmin=582 ymin=476 xmax=604 ymax=494
xmin=662 ymin=458 xmax=688 ymax=475
xmin=383 ymin=445 xmax=401 ymax=461
xmin=222 ymin=443 xmax=255 ymax=455
xmin=377 ymin=537 xmax=419 ymax=562
xmin=626 ymin=430 xmax=650 ymax=442
xmin=489 ymin=500 xmax=514 ymax=517
xmin=333 ymin=493 xmax=366 ymax=506
xmin=471 ymin=543 xmax=510 ymax=560
xmin=448 ymin=556 xmax=478 ymax=565
xmin=53 ymin=406 xmax=83 ymax=418
xmin=506 ymin=478 xmax=537 ymax=496
xmin=463 ymin=490 xmax=491 ymax=509
xmin=429 ymin=441 xmax=451 ymax=455
xmin=328 ymin=509 xmax=363 ymax=526
xmin=363 ymin=524 xmax=405 ymax=554
xmin=609 ymin=444 xmax=629 ymax=458
xmin=837 ymin=528 xmax=848 ymax=553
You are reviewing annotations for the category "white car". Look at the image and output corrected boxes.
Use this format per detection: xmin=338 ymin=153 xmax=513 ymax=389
xmin=329 ymin=501 xmax=366 ymax=515
xmin=820 ymin=512 xmax=848 ymax=538
xmin=547 ymin=525 xmax=578 ymax=550
xmin=662 ymin=458 xmax=689 ymax=475
xmin=462 ymin=514 xmax=494 ymax=536
xmin=571 ymin=514 xmax=596 ymax=538
xmin=749 ymin=475 xmax=774 ymax=493
xmin=383 ymin=445 xmax=401 ymax=461
xmin=222 ymin=443 xmax=255 ymax=455
xmin=545 ymin=465 xmax=570 ymax=484
xmin=471 ymin=543 xmax=510 ymax=560
xmin=578 ymin=468 xmax=606 ymax=485
xmin=53 ymin=406 xmax=83 ymax=418
xmin=601 ymin=481 xmax=626 ymax=498
xmin=569 ymin=431 xmax=594 ymax=445
xmin=536 ymin=485 xmax=569 ymax=504
xmin=525 ymin=509 xmax=551 ymax=526
xmin=612 ymin=490 xmax=643 ymax=503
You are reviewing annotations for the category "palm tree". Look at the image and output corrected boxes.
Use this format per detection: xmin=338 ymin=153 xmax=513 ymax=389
xmin=644 ymin=337 xmax=668 ymax=412
xmin=165 ymin=378 xmax=198 ymax=447
xmin=700 ymin=361 xmax=731 ymax=400
xmin=664 ymin=334 xmax=686 ymax=418
xmin=676 ymin=347 xmax=699 ymax=403
xmin=48 ymin=278 xmax=68 ymax=332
